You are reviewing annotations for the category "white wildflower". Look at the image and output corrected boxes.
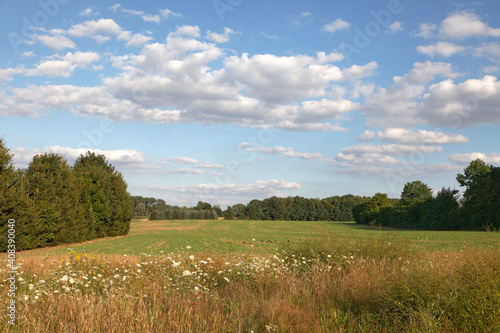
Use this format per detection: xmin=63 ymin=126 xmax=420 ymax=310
xmin=182 ymin=270 xmax=192 ymax=277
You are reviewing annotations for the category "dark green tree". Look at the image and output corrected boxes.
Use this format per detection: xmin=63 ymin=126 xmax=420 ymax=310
xmin=224 ymin=206 xmax=234 ymax=220
xmin=457 ymin=159 xmax=499 ymax=230
xmin=400 ymin=181 xmax=432 ymax=206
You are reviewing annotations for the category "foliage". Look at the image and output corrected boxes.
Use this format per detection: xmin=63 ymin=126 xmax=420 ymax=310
xmin=355 ymin=160 xmax=500 ymax=230
xmin=0 ymin=140 xmax=133 ymax=252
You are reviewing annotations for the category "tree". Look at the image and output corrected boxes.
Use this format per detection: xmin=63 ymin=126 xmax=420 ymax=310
xmin=457 ymin=159 xmax=499 ymax=230
xmin=224 ymin=206 xmax=234 ymax=220
xmin=423 ymin=187 xmax=460 ymax=230
xmin=400 ymin=181 xmax=432 ymax=206
xmin=245 ymin=200 xmax=263 ymax=220
xmin=353 ymin=193 xmax=393 ymax=224
xmin=74 ymin=152 xmax=133 ymax=237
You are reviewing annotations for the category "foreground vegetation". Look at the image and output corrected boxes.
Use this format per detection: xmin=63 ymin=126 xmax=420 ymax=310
xmin=2 ymin=220 xmax=499 ymax=332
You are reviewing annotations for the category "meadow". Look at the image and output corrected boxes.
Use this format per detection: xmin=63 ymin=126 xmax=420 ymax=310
xmin=1 ymin=219 xmax=499 ymax=332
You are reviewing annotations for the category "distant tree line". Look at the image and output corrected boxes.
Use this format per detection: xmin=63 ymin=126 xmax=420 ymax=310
xmin=133 ymin=194 xmax=369 ymax=222
xmin=131 ymin=197 xmax=220 ymax=220
xmin=353 ymin=159 xmax=500 ymax=231
xmin=0 ymin=139 xmax=133 ymax=251
xmin=224 ymin=195 xmax=370 ymax=221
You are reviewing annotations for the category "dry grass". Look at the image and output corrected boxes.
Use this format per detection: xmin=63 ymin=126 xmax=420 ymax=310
xmin=1 ymin=237 xmax=499 ymax=332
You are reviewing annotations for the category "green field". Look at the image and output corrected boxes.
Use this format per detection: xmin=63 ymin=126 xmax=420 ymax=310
xmin=4 ymin=219 xmax=500 ymax=332
xmin=19 ymin=219 xmax=500 ymax=258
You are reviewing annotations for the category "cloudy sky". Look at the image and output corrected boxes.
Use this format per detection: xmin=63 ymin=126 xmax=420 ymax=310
xmin=1 ymin=0 xmax=499 ymax=207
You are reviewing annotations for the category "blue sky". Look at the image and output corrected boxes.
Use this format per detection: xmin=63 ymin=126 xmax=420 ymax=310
xmin=1 ymin=0 xmax=500 ymax=207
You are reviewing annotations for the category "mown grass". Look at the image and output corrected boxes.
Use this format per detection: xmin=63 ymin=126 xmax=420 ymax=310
xmin=1 ymin=220 xmax=499 ymax=332
xmin=15 ymin=219 xmax=500 ymax=257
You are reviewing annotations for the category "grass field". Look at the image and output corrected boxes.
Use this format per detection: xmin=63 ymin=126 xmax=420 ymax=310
xmin=15 ymin=219 xmax=500 ymax=257
xmin=2 ymin=220 xmax=499 ymax=332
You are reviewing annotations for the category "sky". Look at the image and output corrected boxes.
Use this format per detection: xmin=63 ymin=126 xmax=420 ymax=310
xmin=1 ymin=0 xmax=500 ymax=208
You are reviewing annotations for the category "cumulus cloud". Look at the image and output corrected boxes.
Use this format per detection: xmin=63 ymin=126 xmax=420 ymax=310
xmin=376 ymin=128 xmax=469 ymax=144
xmin=25 ymin=52 xmax=100 ymax=78
xmin=111 ymin=4 xmax=182 ymax=23
xmin=387 ymin=21 xmax=403 ymax=33
xmin=362 ymin=61 xmax=461 ymax=127
xmin=417 ymin=42 xmax=466 ymax=57
xmin=449 ymin=152 xmax=500 ymax=165
xmin=0 ymin=67 xmax=24 ymax=83
xmin=164 ymin=156 xmax=224 ymax=169
xmin=414 ymin=11 xmax=500 ymax=40
xmin=150 ymin=179 xmax=301 ymax=198
xmin=413 ymin=23 xmax=437 ymax=38
xmin=439 ymin=11 xmax=500 ymax=39
xmin=224 ymin=53 xmax=343 ymax=104
xmin=238 ymin=143 xmax=327 ymax=161
xmin=418 ymin=75 xmax=500 ymax=128
xmin=321 ymin=18 xmax=350 ymax=33
xmin=1 ymin=24 xmax=365 ymax=132
xmin=35 ymin=34 xmax=76 ymax=51
xmin=206 ymin=28 xmax=236 ymax=43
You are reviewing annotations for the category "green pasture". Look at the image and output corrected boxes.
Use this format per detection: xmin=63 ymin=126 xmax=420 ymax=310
xmin=17 ymin=219 xmax=500 ymax=258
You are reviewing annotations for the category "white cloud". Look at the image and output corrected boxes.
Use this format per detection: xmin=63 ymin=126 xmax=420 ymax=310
xmin=21 ymin=51 xmax=35 ymax=58
xmin=238 ymin=143 xmax=327 ymax=161
xmin=111 ymin=4 xmax=182 ymax=23
xmin=168 ymin=168 xmax=204 ymax=175
xmin=474 ymin=42 xmax=500 ymax=62
xmin=25 ymin=52 xmax=100 ymax=78
xmin=0 ymin=26 xmax=362 ymax=132
xmin=79 ymin=7 xmax=94 ymax=17
xmin=377 ymin=128 xmax=469 ymax=144
xmin=440 ymin=11 xmax=500 ymax=39
xmin=36 ymin=34 xmax=76 ymax=51
xmin=340 ymin=144 xmax=442 ymax=157
xmin=125 ymin=33 xmax=153 ymax=47
xmin=292 ymin=12 xmax=313 ymax=26
xmin=171 ymin=25 xmax=201 ymax=38
xmin=342 ymin=61 xmax=378 ymax=81
xmin=449 ymin=152 xmax=500 ymax=165
xmin=206 ymin=28 xmax=236 ymax=43
xmin=362 ymin=61 xmax=461 ymax=127
xmin=413 ymin=23 xmax=437 ymax=38
xmin=164 ymin=156 xmax=224 ymax=169
xmin=387 ymin=21 xmax=403 ymax=33
xmin=224 ymin=53 xmax=343 ymax=104
xmin=67 ymin=18 xmax=123 ymax=38
xmin=358 ymin=130 xmax=375 ymax=142
xmin=321 ymin=18 xmax=350 ymax=33
xmin=417 ymin=42 xmax=466 ymax=57
xmin=0 ymin=67 xmax=24 ymax=83
xmin=418 ymin=75 xmax=500 ymax=127
xmin=150 ymin=179 xmax=301 ymax=199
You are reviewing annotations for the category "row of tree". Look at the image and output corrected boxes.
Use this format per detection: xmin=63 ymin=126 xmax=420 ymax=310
xmin=353 ymin=159 xmax=500 ymax=230
xmin=131 ymin=196 xmax=222 ymax=220
xmin=224 ymin=195 xmax=370 ymax=221
xmin=133 ymin=194 xmax=370 ymax=222
xmin=0 ymin=139 xmax=134 ymax=251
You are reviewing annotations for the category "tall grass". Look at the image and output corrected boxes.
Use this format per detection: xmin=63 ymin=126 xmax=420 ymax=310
xmin=1 ymin=235 xmax=499 ymax=332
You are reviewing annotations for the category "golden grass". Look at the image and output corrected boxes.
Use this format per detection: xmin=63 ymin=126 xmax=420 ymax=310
xmin=1 ymin=239 xmax=499 ymax=332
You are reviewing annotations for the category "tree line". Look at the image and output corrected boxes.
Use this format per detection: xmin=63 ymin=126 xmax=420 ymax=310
xmin=131 ymin=196 xmax=221 ymax=220
xmin=133 ymin=194 xmax=370 ymax=222
xmin=224 ymin=195 xmax=369 ymax=221
xmin=353 ymin=159 xmax=500 ymax=230
xmin=0 ymin=139 xmax=134 ymax=251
